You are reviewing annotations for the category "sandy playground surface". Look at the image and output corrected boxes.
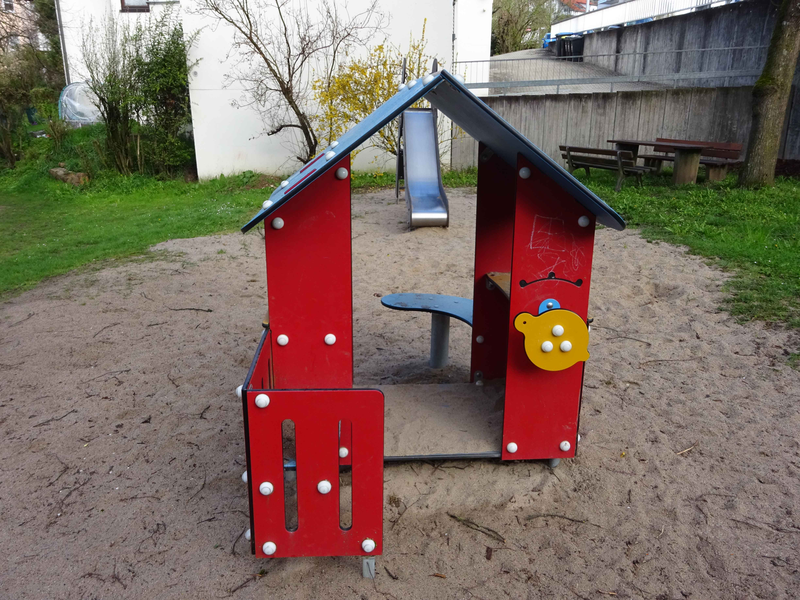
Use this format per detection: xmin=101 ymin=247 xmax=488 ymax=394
xmin=1 ymin=188 xmax=799 ymax=599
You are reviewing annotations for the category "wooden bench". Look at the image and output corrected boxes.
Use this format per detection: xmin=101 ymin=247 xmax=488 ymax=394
xmin=380 ymin=293 xmax=473 ymax=368
xmin=639 ymin=138 xmax=743 ymax=182
xmin=559 ymin=145 xmax=654 ymax=192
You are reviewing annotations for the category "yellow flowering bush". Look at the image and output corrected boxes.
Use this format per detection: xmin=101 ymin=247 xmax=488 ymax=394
xmin=313 ymin=21 xmax=442 ymax=159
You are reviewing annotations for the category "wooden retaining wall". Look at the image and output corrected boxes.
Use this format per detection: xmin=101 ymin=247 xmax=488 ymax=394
xmin=451 ymin=85 xmax=800 ymax=169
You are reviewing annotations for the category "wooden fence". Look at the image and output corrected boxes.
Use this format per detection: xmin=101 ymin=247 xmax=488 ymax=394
xmin=451 ymin=85 xmax=800 ymax=169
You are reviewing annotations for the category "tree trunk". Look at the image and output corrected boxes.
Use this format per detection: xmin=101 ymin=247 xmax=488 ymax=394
xmin=739 ymin=0 xmax=800 ymax=187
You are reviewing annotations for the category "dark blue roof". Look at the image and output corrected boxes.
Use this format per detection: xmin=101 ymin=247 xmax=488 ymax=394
xmin=241 ymin=70 xmax=625 ymax=232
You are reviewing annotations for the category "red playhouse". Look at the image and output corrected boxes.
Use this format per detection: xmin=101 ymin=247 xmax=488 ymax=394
xmin=235 ymin=70 xmax=626 ymax=570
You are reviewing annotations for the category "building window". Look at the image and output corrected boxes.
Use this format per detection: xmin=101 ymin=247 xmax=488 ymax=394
xmin=3 ymin=1 xmax=14 ymax=13
xmin=121 ymin=0 xmax=149 ymax=13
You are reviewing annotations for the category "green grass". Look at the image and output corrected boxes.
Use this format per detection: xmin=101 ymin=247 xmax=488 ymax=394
xmin=576 ymin=170 xmax=800 ymax=328
xmin=0 ymin=127 xmax=279 ymax=296
xmin=2 ymin=129 xmax=798 ymax=330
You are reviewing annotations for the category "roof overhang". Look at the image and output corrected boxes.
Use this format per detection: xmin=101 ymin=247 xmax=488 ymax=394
xmin=241 ymin=70 xmax=625 ymax=233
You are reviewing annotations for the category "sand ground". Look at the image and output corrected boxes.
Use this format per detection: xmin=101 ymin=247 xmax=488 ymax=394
xmin=1 ymin=189 xmax=798 ymax=599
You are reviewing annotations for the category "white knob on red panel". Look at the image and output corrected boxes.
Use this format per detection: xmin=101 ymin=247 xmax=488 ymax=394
xmin=262 ymin=541 xmax=277 ymax=555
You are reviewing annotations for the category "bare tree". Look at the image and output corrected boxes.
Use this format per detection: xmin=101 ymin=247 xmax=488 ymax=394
xmin=492 ymin=0 xmax=562 ymax=55
xmin=738 ymin=0 xmax=800 ymax=187
xmin=193 ymin=0 xmax=386 ymax=164
xmin=81 ymin=15 xmax=140 ymax=174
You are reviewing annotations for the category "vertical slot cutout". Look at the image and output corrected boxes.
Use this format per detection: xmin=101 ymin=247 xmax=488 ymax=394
xmin=339 ymin=419 xmax=353 ymax=530
xmin=282 ymin=419 xmax=298 ymax=531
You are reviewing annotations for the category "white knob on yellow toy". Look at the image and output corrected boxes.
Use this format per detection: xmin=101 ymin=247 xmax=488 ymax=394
xmin=541 ymin=341 xmax=553 ymax=353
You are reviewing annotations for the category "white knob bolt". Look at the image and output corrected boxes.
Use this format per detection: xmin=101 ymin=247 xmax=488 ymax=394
xmin=560 ymin=340 xmax=572 ymax=352
xmin=397 ymin=83 xmax=406 ymax=91
xmin=578 ymin=434 xmax=582 ymax=442
xmin=241 ymin=471 xmax=248 ymax=483
xmin=330 ymin=141 xmax=339 ymax=148
xmin=506 ymin=442 xmax=518 ymax=453
xmin=578 ymin=215 xmax=591 ymax=227
xmin=541 ymin=341 xmax=554 ymax=353
xmin=255 ymin=393 xmax=270 ymax=408
xmin=519 ymin=167 xmax=531 ymax=179
xmin=476 ymin=335 xmax=484 ymax=344
xmin=560 ymin=441 xmax=571 ymax=452
xmin=262 ymin=200 xmax=274 ymax=209
xmin=325 ymin=151 xmax=336 ymax=160
xmin=276 ymin=334 xmax=289 ymax=346
xmin=335 ymin=167 xmax=348 ymax=180
xmin=362 ymin=539 xmax=376 ymax=553
xmin=272 ymin=217 xmax=284 ymax=229
xmin=454 ymin=74 xmax=465 ymax=84
xmin=280 ymin=180 xmax=288 ymax=188
xmin=423 ymin=73 xmax=434 ymax=84
xmin=235 ymin=385 xmax=243 ymax=400
xmin=339 ymin=447 xmax=349 ymax=458
xmin=245 ymin=529 xmax=251 ymax=541
xmin=324 ymin=333 xmax=336 ymax=345
xmin=262 ymin=541 xmax=277 ymax=556
xmin=407 ymin=79 xmax=417 ymax=87
xmin=259 ymin=481 xmax=274 ymax=496
xmin=317 ymin=480 xmax=332 ymax=494
xmin=552 ymin=325 xmax=564 ymax=337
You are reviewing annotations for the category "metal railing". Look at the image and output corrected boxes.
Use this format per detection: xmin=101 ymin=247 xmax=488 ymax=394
xmin=550 ymin=0 xmax=744 ymax=35
xmin=454 ymin=45 xmax=767 ymax=95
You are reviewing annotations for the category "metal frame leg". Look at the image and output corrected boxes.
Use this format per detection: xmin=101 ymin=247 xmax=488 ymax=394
xmin=430 ymin=313 xmax=450 ymax=368
xmin=362 ymin=557 xmax=376 ymax=579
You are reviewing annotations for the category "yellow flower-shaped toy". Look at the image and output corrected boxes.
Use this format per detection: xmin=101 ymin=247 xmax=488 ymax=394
xmin=514 ymin=309 xmax=590 ymax=371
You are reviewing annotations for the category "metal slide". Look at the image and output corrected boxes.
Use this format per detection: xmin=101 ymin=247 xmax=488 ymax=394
xmin=401 ymin=109 xmax=449 ymax=228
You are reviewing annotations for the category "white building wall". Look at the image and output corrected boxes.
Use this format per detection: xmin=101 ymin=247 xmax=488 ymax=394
xmin=59 ymin=0 xmax=178 ymax=81
xmin=454 ymin=0 xmax=492 ymax=64
xmin=58 ymin=0 xmax=491 ymax=179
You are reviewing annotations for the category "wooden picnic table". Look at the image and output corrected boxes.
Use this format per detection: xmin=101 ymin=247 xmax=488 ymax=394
xmin=608 ymin=139 xmax=711 ymax=185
